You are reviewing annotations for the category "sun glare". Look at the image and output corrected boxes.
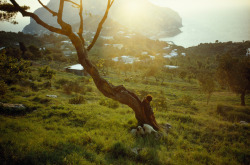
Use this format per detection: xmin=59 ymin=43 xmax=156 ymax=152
xmin=124 ymin=1 xmax=143 ymax=16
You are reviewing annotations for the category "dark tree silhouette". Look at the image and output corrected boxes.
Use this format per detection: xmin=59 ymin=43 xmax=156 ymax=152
xmin=217 ymin=54 xmax=250 ymax=106
xmin=0 ymin=0 xmax=29 ymax=24
xmin=1 ymin=0 xmax=161 ymax=130
xmin=19 ymin=42 xmax=27 ymax=56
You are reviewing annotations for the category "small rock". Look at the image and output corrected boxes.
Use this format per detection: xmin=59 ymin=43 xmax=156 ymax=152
xmin=1 ymin=103 xmax=26 ymax=109
xmin=165 ymin=123 xmax=172 ymax=129
xmin=131 ymin=147 xmax=142 ymax=155
xmin=239 ymin=121 xmax=248 ymax=125
xmin=46 ymin=95 xmax=57 ymax=98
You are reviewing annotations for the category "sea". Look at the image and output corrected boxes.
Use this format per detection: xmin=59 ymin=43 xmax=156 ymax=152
xmin=160 ymin=6 xmax=250 ymax=48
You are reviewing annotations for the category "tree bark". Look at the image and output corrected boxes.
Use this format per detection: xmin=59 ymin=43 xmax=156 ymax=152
xmin=69 ymin=34 xmax=161 ymax=130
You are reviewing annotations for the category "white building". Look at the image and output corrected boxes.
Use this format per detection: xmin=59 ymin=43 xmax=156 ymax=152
xmin=65 ymin=64 xmax=86 ymax=76
xmin=101 ymin=36 xmax=114 ymax=40
xmin=164 ymin=65 xmax=179 ymax=69
xmin=149 ymin=55 xmax=155 ymax=60
xmin=117 ymin=31 xmax=125 ymax=35
xmin=163 ymin=49 xmax=178 ymax=58
xmin=112 ymin=56 xmax=139 ymax=64
xmin=104 ymin=44 xmax=124 ymax=50
xmin=141 ymin=52 xmax=148 ymax=55
xmin=246 ymin=48 xmax=250 ymax=56
xmin=113 ymin=44 xmax=124 ymax=49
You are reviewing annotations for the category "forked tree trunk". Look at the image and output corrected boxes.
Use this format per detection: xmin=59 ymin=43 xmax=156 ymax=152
xmin=69 ymin=35 xmax=161 ymax=130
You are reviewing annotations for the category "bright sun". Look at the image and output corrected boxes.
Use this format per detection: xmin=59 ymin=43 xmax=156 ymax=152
xmin=124 ymin=1 xmax=143 ymax=16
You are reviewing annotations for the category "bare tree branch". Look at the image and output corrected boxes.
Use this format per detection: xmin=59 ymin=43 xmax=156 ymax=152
xmin=38 ymin=0 xmax=57 ymax=16
xmin=77 ymin=0 xmax=85 ymax=46
xmin=10 ymin=0 xmax=65 ymax=35
xmin=57 ymin=0 xmax=73 ymax=34
xmin=87 ymin=0 xmax=114 ymax=51
xmin=65 ymin=0 xmax=80 ymax=7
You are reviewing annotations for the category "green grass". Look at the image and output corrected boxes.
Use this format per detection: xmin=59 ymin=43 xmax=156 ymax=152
xmin=0 ymin=65 xmax=249 ymax=165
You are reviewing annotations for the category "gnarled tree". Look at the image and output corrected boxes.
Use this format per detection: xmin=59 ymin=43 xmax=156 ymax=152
xmin=2 ymin=0 xmax=161 ymax=130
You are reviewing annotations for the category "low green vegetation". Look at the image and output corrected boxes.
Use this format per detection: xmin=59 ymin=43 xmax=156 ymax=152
xmin=0 ymin=32 xmax=250 ymax=164
xmin=0 ymin=48 xmax=249 ymax=165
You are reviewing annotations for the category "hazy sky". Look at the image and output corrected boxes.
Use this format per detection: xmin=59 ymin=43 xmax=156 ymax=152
xmin=0 ymin=0 xmax=249 ymax=33
xmin=148 ymin=0 xmax=250 ymax=12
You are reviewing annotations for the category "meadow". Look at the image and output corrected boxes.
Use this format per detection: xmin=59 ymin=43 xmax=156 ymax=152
xmin=0 ymin=60 xmax=249 ymax=165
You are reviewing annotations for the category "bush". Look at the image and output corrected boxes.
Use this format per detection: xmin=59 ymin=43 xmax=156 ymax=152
xmin=23 ymin=51 xmax=35 ymax=60
xmin=30 ymin=82 xmax=39 ymax=91
xmin=216 ymin=104 xmax=250 ymax=122
xmin=39 ymin=66 xmax=55 ymax=80
xmin=63 ymin=81 xmax=86 ymax=95
xmin=32 ymin=96 xmax=50 ymax=104
xmin=28 ymin=45 xmax=42 ymax=59
xmin=137 ymin=148 xmax=160 ymax=165
xmin=56 ymin=78 xmax=70 ymax=86
xmin=0 ymin=81 xmax=8 ymax=95
xmin=99 ymin=98 xmax=119 ymax=109
xmin=49 ymin=53 xmax=68 ymax=62
xmin=109 ymin=142 xmax=129 ymax=159
xmin=69 ymin=95 xmax=85 ymax=104
xmin=152 ymin=96 xmax=168 ymax=111
xmin=179 ymin=71 xmax=187 ymax=80
xmin=0 ymin=52 xmax=31 ymax=84
xmin=178 ymin=95 xmax=193 ymax=106
xmin=42 ymin=81 xmax=51 ymax=89
xmin=86 ymin=86 xmax=93 ymax=93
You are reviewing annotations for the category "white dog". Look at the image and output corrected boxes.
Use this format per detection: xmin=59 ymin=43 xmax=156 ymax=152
xmin=130 ymin=126 xmax=145 ymax=136
xmin=137 ymin=126 xmax=145 ymax=135
xmin=143 ymin=124 xmax=157 ymax=134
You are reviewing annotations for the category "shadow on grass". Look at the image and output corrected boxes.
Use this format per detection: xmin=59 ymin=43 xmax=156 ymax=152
xmin=0 ymin=141 xmax=97 ymax=165
xmin=105 ymin=133 xmax=164 ymax=165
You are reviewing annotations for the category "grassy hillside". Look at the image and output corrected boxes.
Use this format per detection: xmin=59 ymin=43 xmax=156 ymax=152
xmin=0 ymin=58 xmax=249 ymax=165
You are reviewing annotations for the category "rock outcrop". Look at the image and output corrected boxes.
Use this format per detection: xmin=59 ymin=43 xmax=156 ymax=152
xmin=23 ymin=0 xmax=182 ymax=38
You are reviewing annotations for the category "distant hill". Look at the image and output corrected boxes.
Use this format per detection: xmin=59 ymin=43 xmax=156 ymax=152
xmin=22 ymin=0 xmax=182 ymax=38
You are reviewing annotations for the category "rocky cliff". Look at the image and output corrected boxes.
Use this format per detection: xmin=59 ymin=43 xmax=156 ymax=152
xmin=23 ymin=0 xmax=182 ymax=38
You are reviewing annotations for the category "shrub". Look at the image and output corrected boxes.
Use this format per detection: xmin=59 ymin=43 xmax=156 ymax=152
xmin=28 ymin=45 xmax=42 ymax=59
xmin=56 ymin=78 xmax=70 ymax=86
xmin=49 ymin=53 xmax=68 ymax=62
xmin=216 ymin=104 xmax=250 ymax=122
xmin=109 ymin=142 xmax=129 ymax=159
xmin=152 ymin=96 xmax=168 ymax=111
xmin=32 ymin=96 xmax=50 ymax=104
xmin=179 ymin=71 xmax=187 ymax=80
xmin=42 ymin=81 xmax=51 ymax=89
xmin=0 ymin=81 xmax=8 ymax=95
xmin=69 ymin=95 xmax=85 ymax=104
xmin=178 ymin=95 xmax=193 ymax=106
xmin=137 ymin=148 xmax=160 ymax=165
xmin=0 ymin=52 xmax=31 ymax=84
xmin=23 ymin=51 xmax=35 ymax=60
xmin=86 ymin=86 xmax=93 ymax=93
xmin=63 ymin=81 xmax=85 ymax=95
xmin=30 ymin=82 xmax=39 ymax=91
xmin=39 ymin=66 xmax=55 ymax=80
xmin=99 ymin=98 xmax=119 ymax=109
